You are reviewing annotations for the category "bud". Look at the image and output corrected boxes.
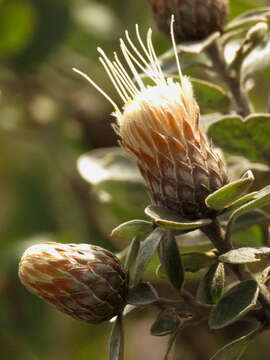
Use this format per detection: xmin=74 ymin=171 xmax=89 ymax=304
xmin=18 ymin=242 xmax=128 ymax=324
xmin=73 ymin=18 xmax=229 ymax=219
xmin=148 ymin=0 xmax=229 ymax=42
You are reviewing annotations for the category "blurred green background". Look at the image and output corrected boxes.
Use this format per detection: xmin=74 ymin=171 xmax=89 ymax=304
xmin=1 ymin=0 xmax=270 ymax=359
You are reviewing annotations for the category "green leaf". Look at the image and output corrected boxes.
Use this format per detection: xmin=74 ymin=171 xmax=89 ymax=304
xmin=209 ymin=280 xmax=259 ymax=329
xmin=111 ymin=220 xmax=153 ymax=241
xmin=208 ymin=114 xmax=270 ymax=164
xmin=134 ymin=227 xmax=164 ymax=285
xmin=196 ymin=263 xmax=225 ymax=305
xmin=109 ymin=316 xmax=124 ymax=360
xmin=191 ymin=78 xmax=230 ymax=114
xmin=127 ymin=282 xmax=158 ymax=305
xmin=219 ymin=247 xmax=270 ymax=264
xmin=158 ymin=232 xmax=185 ymax=290
xmin=231 ymin=209 xmax=270 ymax=234
xmin=210 ymin=327 xmax=259 ymax=360
xmin=206 ymin=170 xmax=254 ymax=211
xmin=150 ymin=308 xmax=180 ymax=336
xmin=124 ymin=237 xmax=140 ymax=270
xmin=182 ymin=251 xmax=217 ymax=273
xmin=145 ymin=205 xmax=212 ymax=230
xmin=227 ymin=192 xmax=258 ymax=211
xmin=227 ymin=185 xmax=270 ymax=241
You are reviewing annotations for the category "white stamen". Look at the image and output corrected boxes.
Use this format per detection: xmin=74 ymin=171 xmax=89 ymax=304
xmin=72 ymin=67 xmax=120 ymax=112
xmin=170 ymin=15 xmax=184 ymax=86
xmin=113 ymin=52 xmax=138 ymax=96
xmin=98 ymin=48 xmax=130 ymax=103
xmin=120 ymin=39 xmax=145 ymax=90
xmin=98 ymin=56 xmax=128 ymax=103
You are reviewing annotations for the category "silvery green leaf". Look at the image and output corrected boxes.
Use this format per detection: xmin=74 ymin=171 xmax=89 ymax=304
xmin=111 ymin=220 xmax=153 ymax=241
xmin=196 ymin=263 xmax=225 ymax=305
xmin=158 ymin=232 xmax=184 ymax=290
xmin=109 ymin=316 xmax=124 ymax=360
xmin=145 ymin=205 xmax=212 ymax=230
xmin=134 ymin=227 xmax=164 ymax=285
xmin=206 ymin=170 xmax=254 ymax=211
xmin=127 ymin=282 xmax=158 ymax=305
xmin=209 ymin=280 xmax=259 ymax=329
xmin=219 ymin=247 xmax=270 ymax=264
xmin=150 ymin=308 xmax=180 ymax=336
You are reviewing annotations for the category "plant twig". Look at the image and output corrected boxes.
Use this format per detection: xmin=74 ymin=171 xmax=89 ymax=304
xmin=206 ymin=41 xmax=252 ymax=117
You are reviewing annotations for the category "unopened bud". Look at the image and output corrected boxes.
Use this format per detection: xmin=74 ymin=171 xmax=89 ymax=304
xmin=148 ymin=0 xmax=229 ymax=42
xmin=19 ymin=242 xmax=128 ymax=324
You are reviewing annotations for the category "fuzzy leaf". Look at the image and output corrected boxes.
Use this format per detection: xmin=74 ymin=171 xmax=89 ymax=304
xmin=158 ymin=232 xmax=184 ymax=290
xmin=196 ymin=263 xmax=225 ymax=305
xmin=127 ymin=282 xmax=158 ymax=305
xmin=219 ymin=247 xmax=270 ymax=264
xmin=206 ymin=170 xmax=254 ymax=211
xmin=209 ymin=280 xmax=259 ymax=329
xmin=191 ymin=78 xmax=230 ymax=114
xmin=145 ymin=205 xmax=212 ymax=230
xmin=208 ymin=114 xmax=270 ymax=164
xmin=124 ymin=237 xmax=140 ymax=270
xmin=134 ymin=227 xmax=164 ymax=285
xmin=151 ymin=308 xmax=180 ymax=336
xmin=109 ymin=316 xmax=124 ymax=360
xmin=111 ymin=220 xmax=153 ymax=241
xmin=227 ymin=185 xmax=270 ymax=240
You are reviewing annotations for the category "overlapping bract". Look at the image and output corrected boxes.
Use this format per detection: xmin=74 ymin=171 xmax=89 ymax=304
xmin=19 ymin=242 xmax=128 ymax=324
xmin=148 ymin=0 xmax=228 ymax=42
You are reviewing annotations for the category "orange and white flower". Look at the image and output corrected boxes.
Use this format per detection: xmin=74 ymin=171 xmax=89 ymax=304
xmin=74 ymin=17 xmax=228 ymax=219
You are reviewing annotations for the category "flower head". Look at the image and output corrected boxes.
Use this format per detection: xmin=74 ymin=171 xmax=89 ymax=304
xmin=74 ymin=17 xmax=228 ymax=219
xmin=148 ymin=0 xmax=229 ymax=43
xmin=19 ymin=242 xmax=128 ymax=324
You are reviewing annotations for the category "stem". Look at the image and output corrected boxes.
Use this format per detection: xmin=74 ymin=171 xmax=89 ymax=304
xmin=203 ymin=219 xmax=270 ymax=321
xmin=206 ymin=41 xmax=252 ymax=117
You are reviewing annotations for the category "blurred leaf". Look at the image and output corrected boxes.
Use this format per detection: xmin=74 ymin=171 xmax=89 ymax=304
xmin=134 ymin=227 xmax=164 ymax=285
xmin=145 ymin=205 xmax=212 ymax=230
xmin=111 ymin=220 xmax=153 ymax=241
xmin=206 ymin=170 xmax=254 ymax=211
xmin=127 ymin=282 xmax=158 ymax=305
xmin=210 ymin=327 xmax=259 ymax=360
xmin=208 ymin=114 xmax=270 ymax=164
xmin=191 ymin=78 xmax=230 ymax=114
xmin=209 ymin=280 xmax=259 ymax=329
xmin=9 ymin=0 xmax=71 ymax=71
xmin=219 ymin=247 xmax=270 ymax=264
xmin=226 ymin=7 xmax=270 ymax=32
xmin=182 ymin=251 xmax=217 ymax=272
xmin=0 ymin=0 xmax=36 ymax=57
xmin=158 ymin=232 xmax=184 ymax=290
xmin=78 ymin=148 xmax=142 ymax=184
xmin=242 ymin=32 xmax=270 ymax=80
xmin=159 ymin=32 xmax=220 ymax=63
xmin=150 ymin=308 xmax=180 ymax=336
xmin=227 ymin=185 xmax=270 ymax=240
xmin=196 ymin=263 xmax=225 ymax=305
xmin=109 ymin=315 xmax=124 ymax=360
xmin=229 ymin=22 xmax=268 ymax=73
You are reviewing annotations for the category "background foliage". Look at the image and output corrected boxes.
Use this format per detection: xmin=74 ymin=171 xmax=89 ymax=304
xmin=1 ymin=0 xmax=270 ymax=359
